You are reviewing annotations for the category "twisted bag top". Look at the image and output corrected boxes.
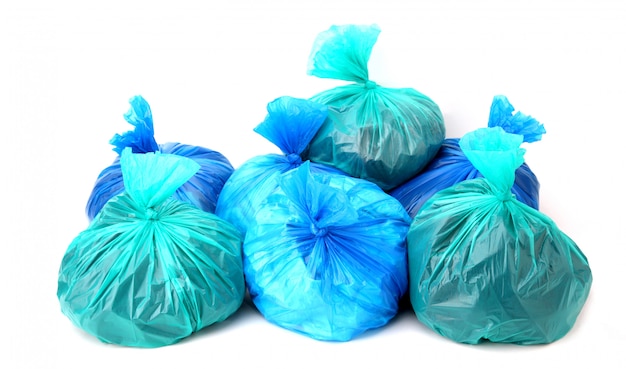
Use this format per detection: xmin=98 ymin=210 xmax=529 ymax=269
xmin=391 ymin=95 xmax=545 ymax=217
xmin=243 ymin=162 xmax=410 ymax=342
xmin=58 ymin=148 xmax=245 ymax=348
xmin=86 ymin=95 xmax=234 ymax=220
xmin=406 ymin=127 xmax=592 ymax=345
xmin=216 ymin=96 xmax=345 ymax=236
xmin=302 ymin=24 xmax=446 ymax=190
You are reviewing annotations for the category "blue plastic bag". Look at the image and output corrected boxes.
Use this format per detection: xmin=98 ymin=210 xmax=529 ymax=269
xmin=86 ymin=95 xmax=234 ymax=220
xmin=407 ymin=127 xmax=592 ymax=344
xmin=391 ymin=95 xmax=545 ymax=218
xmin=58 ymin=148 xmax=245 ymax=348
xmin=215 ymin=96 xmax=345 ymax=236
xmin=244 ymin=163 xmax=410 ymax=341
xmin=301 ymin=24 xmax=446 ymax=190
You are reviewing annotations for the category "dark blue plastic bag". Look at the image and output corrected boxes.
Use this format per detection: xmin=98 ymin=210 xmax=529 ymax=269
xmin=301 ymin=24 xmax=445 ymax=190
xmin=407 ymin=127 xmax=592 ymax=344
xmin=244 ymin=163 xmax=410 ymax=341
xmin=390 ymin=95 xmax=545 ymax=218
xmin=59 ymin=148 xmax=245 ymax=348
xmin=215 ymin=96 xmax=345 ymax=236
xmin=86 ymin=95 xmax=234 ymax=220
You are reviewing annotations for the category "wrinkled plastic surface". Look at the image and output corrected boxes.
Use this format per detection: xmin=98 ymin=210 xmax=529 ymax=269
xmin=391 ymin=95 xmax=545 ymax=217
xmin=407 ymin=127 xmax=592 ymax=345
xmin=215 ymin=96 xmax=345 ymax=236
xmin=488 ymin=95 xmax=545 ymax=143
xmin=58 ymin=148 xmax=245 ymax=348
xmin=244 ymin=163 xmax=410 ymax=341
xmin=86 ymin=95 xmax=234 ymax=220
xmin=302 ymin=24 xmax=445 ymax=190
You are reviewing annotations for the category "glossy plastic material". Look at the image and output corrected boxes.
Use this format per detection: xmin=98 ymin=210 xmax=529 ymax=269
xmin=391 ymin=95 xmax=545 ymax=217
xmin=244 ymin=163 xmax=410 ymax=341
xmin=86 ymin=95 xmax=234 ymax=220
xmin=407 ymin=127 xmax=592 ymax=345
xmin=215 ymin=96 xmax=345 ymax=236
xmin=301 ymin=24 xmax=445 ymax=190
xmin=58 ymin=149 xmax=245 ymax=348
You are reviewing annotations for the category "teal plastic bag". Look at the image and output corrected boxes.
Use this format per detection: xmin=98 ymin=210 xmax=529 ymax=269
xmin=58 ymin=148 xmax=245 ymax=348
xmin=407 ymin=127 xmax=592 ymax=344
xmin=302 ymin=24 xmax=445 ymax=190
xmin=244 ymin=163 xmax=410 ymax=341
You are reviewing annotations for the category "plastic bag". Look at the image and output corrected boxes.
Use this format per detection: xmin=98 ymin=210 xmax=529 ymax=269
xmin=301 ymin=24 xmax=446 ymax=190
xmin=86 ymin=95 xmax=234 ymax=220
xmin=407 ymin=127 xmax=592 ymax=344
xmin=244 ymin=162 xmax=410 ymax=341
xmin=58 ymin=148 xmax=245 ymax=348
xmin=391 ymin=95 xmax=545 ymax=218
xmin=215 ymin=96 xmax=345 ymax=236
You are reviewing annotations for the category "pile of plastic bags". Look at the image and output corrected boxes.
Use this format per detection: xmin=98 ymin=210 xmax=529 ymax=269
xmin=57 ymin=23 xmax=592 ymax=347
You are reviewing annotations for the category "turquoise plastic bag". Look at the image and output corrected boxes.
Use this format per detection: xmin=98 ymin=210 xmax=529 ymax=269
xmin=86 ymin=95 xmax=234 ymax=220
xmin=244 ymin=163 xmax=410 ymax=341
xmin=407 ymin=127 xmax=592 ymax=344
xmin=391 ymin=95 xmax=545 ymax=217
xmin=302 ymin=24 xmax=445 ymax=190
xmin=58 ymin=148 xmax=245 ymax=348
xmin=215 ymin=96 xmax=345 ymax=236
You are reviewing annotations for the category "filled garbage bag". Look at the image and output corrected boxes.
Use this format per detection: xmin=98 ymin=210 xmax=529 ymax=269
xmin=391 ymin=95 xmax=545 ymax=218
xmin=407 ymin=127 xmax=592 ymax=345
xmin=86 ymin=95 xmax=234 ymax=220
xmin=244 ymin=162 xmax=410 ymax=341
xmin=58 ymin=148 xmax=245 ymax=348
xmin=215 ymin=96 xmax=345 ymax=236
xmin=301 ymin=24 xmax=446 ymax=190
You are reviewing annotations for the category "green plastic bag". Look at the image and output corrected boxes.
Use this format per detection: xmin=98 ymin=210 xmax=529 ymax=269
xmin=302 ymin=24 xmax=445 ymax=190
xmin=407 ymin=127 xmax=592 ymax=344
xmin=58 ymin=148 xmax=245 ymax=348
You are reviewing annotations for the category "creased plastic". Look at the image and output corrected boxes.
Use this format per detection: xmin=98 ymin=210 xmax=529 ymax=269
xmin=244 ymin=162 xmax=410 ymax=341
xmin=488 ymin=95 xmax=546 ymax=143
xmin=301 ymin=24 xmax=446 ymax=190
xmin=407 ymin=127 xmax=592 ymax=345
xmin=215 ymin=96 xmax=345 ymax=236
xmin=58 ymin=148 xmax=245 ymax=348
xmin=391 ymin=95 xmax=544 ymax=217
xmin=86 ymin=95 xmax=234 ymax=220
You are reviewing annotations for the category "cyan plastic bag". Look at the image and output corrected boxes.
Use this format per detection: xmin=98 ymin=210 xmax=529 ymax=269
xmin=407 ymin=127 xmax=592 ymax=344
xmin=86 ymin=95 xmax=234 ymax=220
xmin=391 ymin=95 xmax=545 ymax=218
xmin=301 ymin=24 xmax=446 ymax=190
xmin=58 ymin=148 xmax=245 ymax=348
xmin=215 ymin=96 xmax=345 ymax=236
xmin=244 ymin=163 xmax=410 ymax=341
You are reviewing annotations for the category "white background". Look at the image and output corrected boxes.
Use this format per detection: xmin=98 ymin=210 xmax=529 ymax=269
xmin=1 ymin=0 xmax=624 ymax=368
